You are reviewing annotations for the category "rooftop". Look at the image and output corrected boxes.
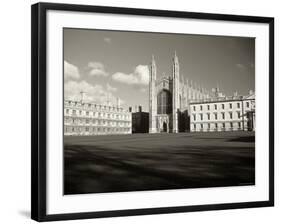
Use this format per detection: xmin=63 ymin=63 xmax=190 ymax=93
xmin=189 ymin=93 xmax=255 ymax=104
xmin=64 ymin=99 xmax=128 ymax=112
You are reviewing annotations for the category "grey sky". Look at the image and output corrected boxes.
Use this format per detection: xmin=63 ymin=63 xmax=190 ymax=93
xmin=64 ymin=28 xmax=255 ymax=112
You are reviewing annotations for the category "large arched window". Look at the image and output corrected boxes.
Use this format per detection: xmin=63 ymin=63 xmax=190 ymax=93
xmin=157 ymin=90 xmax=172 ymax=114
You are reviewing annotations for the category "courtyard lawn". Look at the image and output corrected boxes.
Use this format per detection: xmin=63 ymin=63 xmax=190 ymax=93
xmin=64 ymin=131 xmax=255 ymax=194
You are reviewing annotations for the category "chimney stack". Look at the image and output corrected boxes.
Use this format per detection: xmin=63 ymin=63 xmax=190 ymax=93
xmin=116 ymin=97 xmax=120 ymax=107
xmin=80 ymin=91 xmax=86 ymax=102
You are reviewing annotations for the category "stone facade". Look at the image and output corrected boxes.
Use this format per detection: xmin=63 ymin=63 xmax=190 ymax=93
xmin=149 ymin=52 xmax=211 ymax=133
xmin=64 ymin=99 xmax=132 ymax=135
xmin=190 ymin=91 xmax=255 ymax=132
xmin=148 ymin=52 xmax=255 ymax=133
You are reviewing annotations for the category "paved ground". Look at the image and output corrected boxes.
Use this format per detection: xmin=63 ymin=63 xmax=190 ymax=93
xmin=64 ymin=131 xmax=255 ymax=195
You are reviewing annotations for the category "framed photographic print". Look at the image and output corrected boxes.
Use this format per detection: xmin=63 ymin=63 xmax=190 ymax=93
xmin=31 ymin=2 xmax=274 ymax=222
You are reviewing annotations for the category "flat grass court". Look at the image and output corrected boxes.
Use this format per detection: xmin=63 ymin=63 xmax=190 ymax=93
xmin=64 ymin=131 xmax=255 ymax=194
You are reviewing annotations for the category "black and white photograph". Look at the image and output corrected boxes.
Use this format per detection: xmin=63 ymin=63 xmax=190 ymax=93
xmin=63 ymin=28 xmax=256 ymax=195
xmin=29 ymin=2 xmax=274 ymax=222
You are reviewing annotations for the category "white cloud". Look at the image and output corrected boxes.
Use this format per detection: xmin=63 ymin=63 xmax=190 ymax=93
xmin=112 ymin=72 xmax=138 ymax=85
xmin=64 ymin=80 xmax=123 ymax=106
xmin=134 ymin=65 xmax=150 ymax=84
xmin=103 ymin=37 xmax=112 ymax=44
xmin=106 ymin=83 xmax=117 ymax=92
xmin=64 ymin=60 xmax=80 ymax=79
xmin=88 ymin=62 xmax=108 ymax=77
xmin=112 ymin=65 xmax=149 ymax=85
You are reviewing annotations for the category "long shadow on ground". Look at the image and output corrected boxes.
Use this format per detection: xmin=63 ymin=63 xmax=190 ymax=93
xmin=64 ymin=132 xmax=255 ymax=194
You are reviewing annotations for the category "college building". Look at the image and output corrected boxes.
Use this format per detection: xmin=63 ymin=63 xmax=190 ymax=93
xmin=149 ymin=52 xmax=211 ymax=133
xmin=148 ymin=52 xmax=255 ymax=133
xmin=64 ymin=98 xmax=132 ymax=136
xmin=190 ymin=89 xmax=255 ymax=132
xmin=64 ymin=52 xmax=255 ymax=136
xmin=131 ymin=106 xmax=149 ymax=133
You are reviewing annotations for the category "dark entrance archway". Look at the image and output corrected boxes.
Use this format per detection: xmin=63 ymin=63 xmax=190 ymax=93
xmin=163 ymin=122 xmax=167 ymax=133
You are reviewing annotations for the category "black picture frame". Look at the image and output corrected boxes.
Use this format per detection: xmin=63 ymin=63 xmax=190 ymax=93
xmin=31 ymin=2 xmax=274 ymax=222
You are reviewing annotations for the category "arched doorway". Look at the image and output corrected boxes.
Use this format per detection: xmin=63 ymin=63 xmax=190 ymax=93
xmin=163 ymin=122 xmax=167 ymax=132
